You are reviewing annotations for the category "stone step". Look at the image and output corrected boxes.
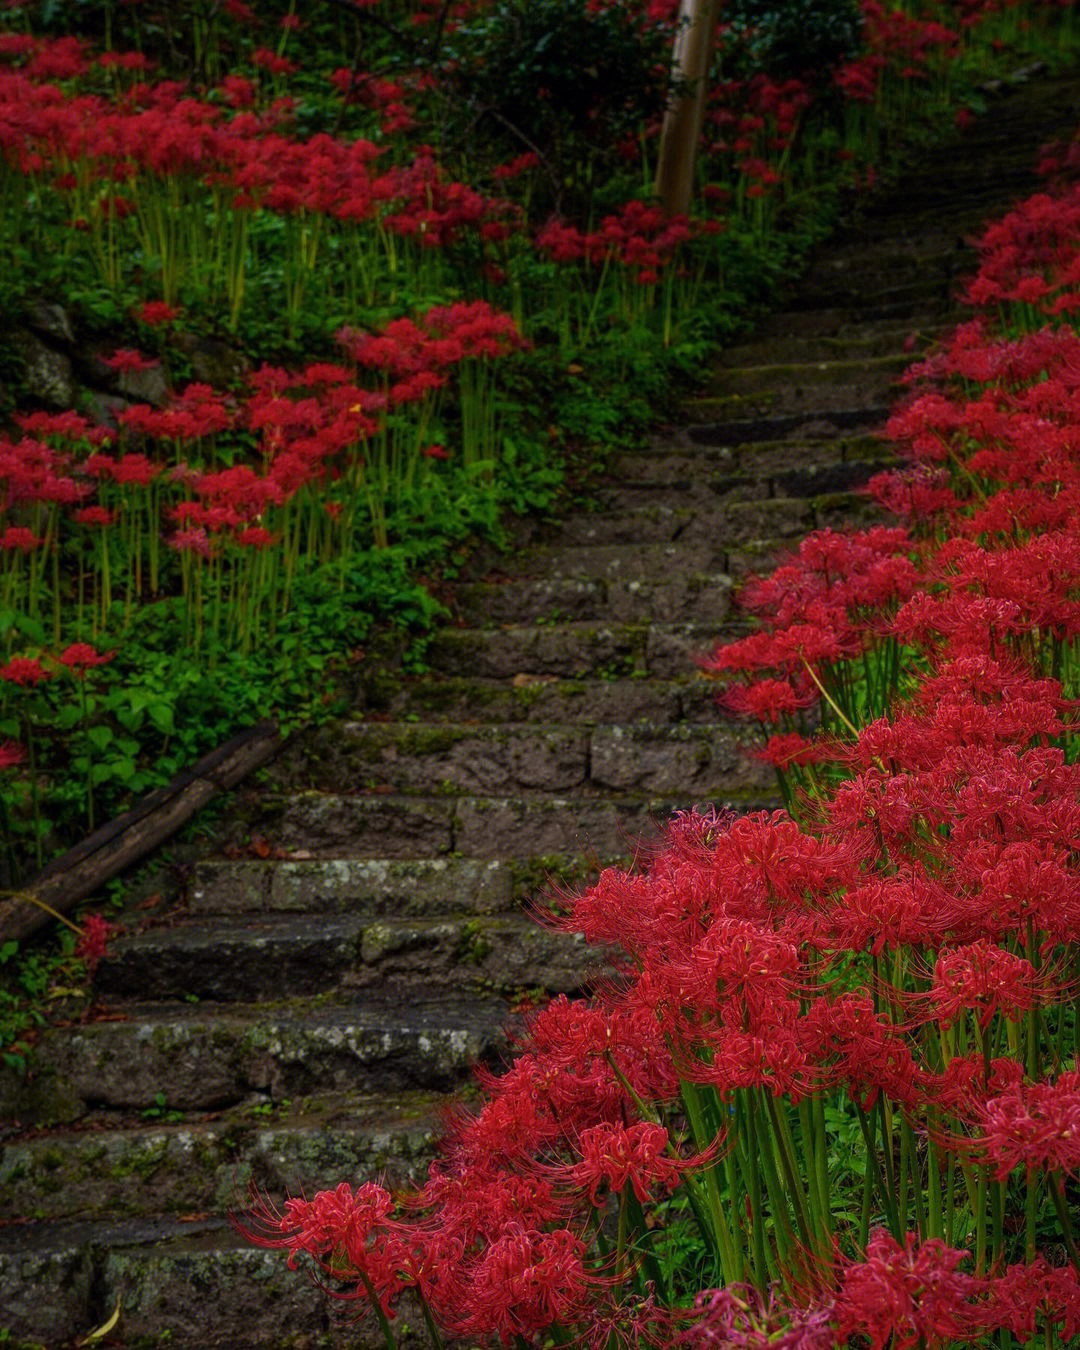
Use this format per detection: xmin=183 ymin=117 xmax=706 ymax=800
xmin=190 ymin=856 xmax=517 ymax=917
xmin=685 ymin=404 xmax=891 ymax=446
xmin=806 ymin=233 xmax=974 ymax=262
xmin=507 ymin=538 xmax=725 ymax=580
xmin=257 ymin=787 xmax=770 ymax=860
xmin=860 ymin=165 xmax=1042 ymax=212
xmin=755 ymin=303 xmax=967 ymax=340
xmin=783 ymin=274 xmax=964 ymax=313
xmin=541 ymin=501 xmax=707 ymax=547
xmin=537 ymin=494 xmax=822 ymax=549
xmin=369 ymin=673 xmax=720 ymax=725
xmin=575 ymin=479 xmax=769 ymax=512
xmin=685 ymin=376 xmax=904 ymax=421
xmin=0 ymin=1089 xmax=441 ymax=1224
xmin=703 ymin=352 xmax=914 ymax=399
xmin=307 ymin=718 xmax=768 ymax=798
xmin=0 ymin=997 xmax=513 ymax=1122
xmin=719 ymin=324 xmax=941 ymax=368
xmin=94 ymin=913 xmax=600 ymax=1004
xmin=639 ymin=453 xmax=886 ymax=501
xmin=609 ymin=430 xmax=893 ymax=484
xmin=0 ymin=1216 xmax=421 ymax=1349
xmin=423 ymin=618 xmax=741 ymax=680
xmin=450 ymin=569 xmax=733 ymax=625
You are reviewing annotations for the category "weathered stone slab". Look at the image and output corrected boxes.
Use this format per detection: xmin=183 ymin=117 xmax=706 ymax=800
xmin=0 ymin=1093 xmax=440 ymax=1223
xmin=190 ymin=857 xmax=513 ymax=917
xmin=338 ymin=722 xmax=590 ymax=795
xmin=381 ymin=675 xmax=707 ymax=726
xmin=1 ymin=999 xmax=509 ymax=1116
xmin=452 ymin=570 xmax=732 ymax=625
xmin=588 ymin=723 xmax=770 ymax=795
xmin=273 ymin=793 xmax=454 ymax=857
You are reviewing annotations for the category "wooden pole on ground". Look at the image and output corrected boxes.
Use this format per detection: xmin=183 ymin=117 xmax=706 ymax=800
xmin=0 ymin=720 xmax=282 ymax=944
xmin=655 ymin=0 xmax=722 ymax=216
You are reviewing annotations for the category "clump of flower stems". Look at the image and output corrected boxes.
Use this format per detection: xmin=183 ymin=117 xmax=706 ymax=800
xmin=236 ymin=93 xmax=1080 ymax=1350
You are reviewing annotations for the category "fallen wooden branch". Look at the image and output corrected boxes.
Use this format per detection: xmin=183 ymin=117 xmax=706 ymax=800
xmin=0 ymin=720 xmax=283 ymax=945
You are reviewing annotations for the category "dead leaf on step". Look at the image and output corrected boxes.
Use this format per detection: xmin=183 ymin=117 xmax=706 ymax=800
xmin=75 ymin=1300 xmax=120 ymax=1346
xmin=512 ymin=673 xmax=557 ymax=687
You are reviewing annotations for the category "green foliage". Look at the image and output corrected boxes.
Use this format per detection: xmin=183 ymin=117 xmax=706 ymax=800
xmin=440 ymin=0 xmax=674 ymax=217
xmin=724 ymin=0 xmax=863 ymax=84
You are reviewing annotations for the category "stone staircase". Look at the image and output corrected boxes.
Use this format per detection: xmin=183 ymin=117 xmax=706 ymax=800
xmin=2 ymin=71 xmax=1079 ymax=1350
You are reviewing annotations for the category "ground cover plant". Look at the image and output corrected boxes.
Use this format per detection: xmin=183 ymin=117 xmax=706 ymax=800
xmin=233 ymin=42 xmax=1080 ymax=1350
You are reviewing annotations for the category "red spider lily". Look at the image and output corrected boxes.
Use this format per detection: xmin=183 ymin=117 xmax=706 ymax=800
xmin=0 ymin=740 xmax=26 ymax=770
xmin=55 ymin=643 xmax=114 ymax=675
xmin=832 ymin=1231 xmax=983 ymax=1350
xmin=252 ymin=49 xmax=297 ymax=78
xmin=983 ymin=1258 xmax=1080 ymax=1343
xmin=238 ymin=1181 xmax=419 ymax=1318
xmin=0 ymin=526 xmax=45 ymax=552
xmin=928 ymin=1054 xmax=1024 ymax=1125
xmin=798 ymin=993 xmax=925 ymax=1110
xmin=755 ymin=731 xmax=839 ymax=769
xmin=973 ymin=1072 xmax=1080 ymax=1179
xmin=74 ymin=912 xmax=119 ymax=966
xmin=0 ymin=656 xmax=53 ymax=686
xmin=72 ymin=505 xmax=114 ymax=527
xmin=680 ymin=1282 xmax=834 ymax=1349
xmin=922 ymin=940 xmax=1046 ymax=1031
xmin=447 ymin=1223 xmax=593 ymax=1345
xmin=135 ymin=300 xmax=180 ymax=325
xmin=562 ymin=1121 xmax=685 ymax=1205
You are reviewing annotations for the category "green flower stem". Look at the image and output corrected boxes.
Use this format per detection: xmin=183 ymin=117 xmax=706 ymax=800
xmin=1049 ymin=1174 xmax=1080 ymax=1271
xmin=356 ymin=1268 xmax=397 ymax=1350
xmin=763 ymin=1090 xmax=815 ymax=1256
xmin=753 ymin=1092 xmax=798 ymax=1266
xmin=856 ymin=1104 xmax=900 ymax=1240
xmin=678 ymin=1080 xmax=740 ymax=1282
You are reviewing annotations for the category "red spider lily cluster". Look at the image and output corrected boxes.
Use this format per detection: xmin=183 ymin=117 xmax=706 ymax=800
xmin=0 ymin=0 xmax=1043 ymax=350
xmin=238 ymin=113 xmax=1080 ymax=1350
xmin=0 ymin=299 xmax=525 ymax=659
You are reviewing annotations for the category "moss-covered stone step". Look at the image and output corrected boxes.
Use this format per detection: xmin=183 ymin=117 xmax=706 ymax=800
xmin=536 ymin=492 xmax=822 ymax=549
xmin=189 ymin=854 xmax=604 ymax=918
xmin=685 ymin=403 xmax=891 ymax=447
xmin=1 ymin=1089 xmax=441 ymax=1224
xmin=545 ymin=501 xmax=702 ymax=547
xmin=370 ymin=673 xmax=719 ymax=726
xmin=754 ymin=301 xmax=967 ymax=340
xmin=0 ymin=997 xmax=512 ymax=1121
xmin=506 ymin=538 xmax=725 ymax=581
xmin=451 ymin=569 xmax=732 ymax=625
xmin=610 ymin=457 xmax=880 ymax=503
xmin=424 ymin=618 xmax=742 ymax=680
xmin=608 ymin=430 xmax=893 ymax=485
xmin=784 ymin=272 xmax=967 ymax=313
xmin=290 ymin=718 xmax=767 ymax=799
xmin=715 ymin=323 xmax=940 ymax=369
xmin=0 ymin=1216 xmax=424 ymax=1349
xmin=260 ymin=788 xmax=772 ymax=860
xmin=859 ymin=165 xmax=1043 ymax=215
xmin=685 ymin=374 xmax=905 ymax=420
xmin=190 ymin=856 xmax=516 ymax=917
xmin=93 ymin=913 xmax=599 ymax=1004
xmin=701 ymin=352 xmax=914 ymax=400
